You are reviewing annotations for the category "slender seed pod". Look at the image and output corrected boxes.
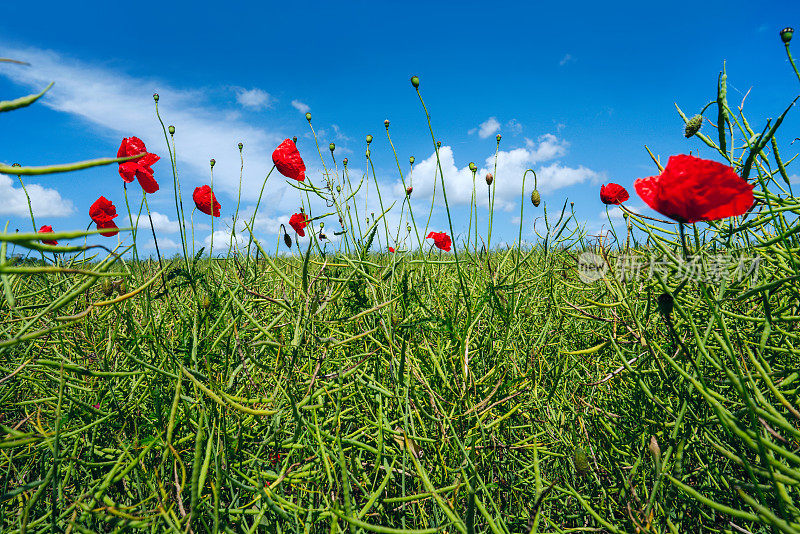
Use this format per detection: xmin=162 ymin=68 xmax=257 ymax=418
xmin=531 ymin=190 xmax=541 ymax=207
xmin=684 ymin=114 xmax=703 ymax=138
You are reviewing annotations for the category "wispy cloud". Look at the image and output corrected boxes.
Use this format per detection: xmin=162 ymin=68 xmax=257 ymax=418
xmin=0 ymin=174 xmax=75 ymax=218
xmin=559 ymin=53 xmax=575 ymax=66
xmin=470 ymin=117 xmax=501 ymax=139
xmin=233 ymin=87 xmax=272 ymax=110
xmin=506 ymin=119 xmax=523 ymax=135
xmin=291 ymin=100 xmax=310 ymax=114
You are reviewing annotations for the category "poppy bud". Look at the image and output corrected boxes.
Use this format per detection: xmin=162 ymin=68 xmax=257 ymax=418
xmin=336 ymin=185 xmax=341 ymax=193
xmin=684 ymin=114 xmax=703 ymax=138
xmin=436 ymin=141 xmax=442 ymax=148
xmin=573 ymin=446 xmax=590 ymax=476
xmin=530 ymin=189 xmax=541 ymax=207
xmin=469 ymin=162 xmax=476 ymax=172
xmin=101 ymin=279 xmax=114 ymax=296
xmin=406 ymin=224 xmax=411 ymax=233
xmin=343 ymin=158 xmax=348 ymax=166
xmin=410 ymin=75 xmax=420 ymax=88
xmin=329 ymin=143 xmax=335 ymax=153
xmin=657 ymin=292 xmax=674 ymax=318
xmin=780 ymin=27 xmax=794 ymax=44
xmin=305 ymin=112 xmax=312 ymax=121
xmin=384 ymin=119 xmax=390 ymax=128
xmin=238 ymin=142 xmax=243 ymax=150
xmin=284 ymin=233 xmax=292 ymax=248
xmin=366 ymin=135 xmax=373 ymax=144
xmin=409 ymin=156 xmax=415 ymax=165
xmin=406 ymin=186 xmax=413 ymax=196
xmin=649 ymin=435 xmax=661 ymax=464
xmin=292 ymin=136 xmax=297 ymax=144
xmin=153 ymin=93 xmax=159 ymax=102
xmin=496 ymin=134 xmax=502 ymax=142
xmin=485 ymin=173 xmax=493 ymax=186
xmin=210 ymin=159 xmax=216 ymax=168
xmin=168 ymin=125 xmax=175 ymax=135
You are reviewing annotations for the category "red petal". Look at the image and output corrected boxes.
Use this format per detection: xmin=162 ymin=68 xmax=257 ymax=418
xmin=136 ymin=167 xmax=160 ymax=194
xmin=118 ymin=161 xmax=137 ymax=183
xmin=97 ymin=220 xmax=119 ymax=237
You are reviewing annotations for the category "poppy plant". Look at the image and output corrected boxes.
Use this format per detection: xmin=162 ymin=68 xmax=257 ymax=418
xmin=38 ymin=225 xmax=57 ymax=246
xmin=426 ymin=231 xmax=452 ymax=252
xmin=600 ymin=183 xmax=629 ymax=205
xmin=118 ymin=136 xmax=161 ymax=194
xmin=634 ymin=154 xmax=754 ymax=224
xmin=289 ymin=212 xmax=308 ymax=237
xmin=272 ymin=139 xmax=306 ymax=182
xmin=193 ymin=185 xmax=221 ymax=217
xmin=388 ymin=246 xmax=396 ymax=253
xmin=89 ymin=196 xmax=119 ymax=237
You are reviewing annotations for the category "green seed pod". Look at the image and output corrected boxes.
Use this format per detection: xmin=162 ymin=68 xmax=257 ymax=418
xmin=168 ymin=125 xmax=175 ymax=135
xmin=209 ymin=158 xmax=215 ymax=168
xmin=657 ymin=292 xmax=674 ymax=318
xmin=496 ymin=134 xmax=502 ymax=142
xmin=573 ymin=446 xmax=590 ymax=476
xmin=329 ymin=142 xmax=335 ymax=152
xmin=343 ymin=158 xmax=348 ymax=166
xmin=366 ymin=135 xmax=373 ymax=144
xmin=780 ymin=27 xmax=794 ymax=44
xmin=305 ymin=112 xmax=312 ymax=121
xmin=469 ymin=162 xmax=476 ymax=172
xmin=530 ymin=189 xmax=541 ymax=207
xmin=384 ymin=119 xmax=390 ymax=128
xmin=409 ymin=156 xmax=415 ymax=165
xmin=684 ymin=114 xmax=702 ymax=138
xmin=485 ymin=173 xmax=493 ymax=186
xmin=153 ymin=93 xmax=159 ymax=102
xmin=238 ymin=142 xmax=243 ymax=150
xmin=292 ymin=136 xmax=297 ymax=143
xmin=436 ymin=141 xmax=442 ymax=148
xmin=410 ymin=75 xmax=420 ymax=88
xmin=336 ymin=185 xmax=341 ymax=193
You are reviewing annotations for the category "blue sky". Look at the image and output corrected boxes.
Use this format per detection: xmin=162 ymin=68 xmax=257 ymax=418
xmin=1 ymin=0 xmax=799 ymax=255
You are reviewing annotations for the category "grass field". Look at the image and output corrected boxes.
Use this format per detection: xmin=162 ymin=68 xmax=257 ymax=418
xmin=2 ymin=38 xmax=800 ymax=533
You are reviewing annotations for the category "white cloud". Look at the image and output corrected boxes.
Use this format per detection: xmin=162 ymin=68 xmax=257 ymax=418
xmin=475 ymin=117 xmax=501 ymax=139
xmin=602 ymin=204 xmax=643 ymax=220
xmin=233 ymin=87 xmax=272 ymax=110
xmin=0 ymin=45 xmax=291 ymax=211
xmin=141 ymin=237 xmax=179 ymax=250
xmin=396 ymin=136 xmax=602 ymax=212
xmin=559 ymin=54 xmax=574 ymax=66
xmin=0 ymin=174 xmax=75 ymax=217
xmin=145 ymin=211 xmax=179 ymax=233
xmin=291 ymin=100 xmax=310 ymax=114
xmin=203 ymin=229 xmax=245 ymax=252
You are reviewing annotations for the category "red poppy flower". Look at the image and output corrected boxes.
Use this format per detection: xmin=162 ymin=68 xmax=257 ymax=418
xmin=289 ymin=212 xmax=307 ymax=237
xmin=38 ymin=225 xmax=57 ymax=246
xmin=89 ymin=196 xmax=119 ymax=237
xmin=634 ymin=154 xmax=754 ymax=224
xmin=117 ymin=136 xmax=161 ymax=194
xmin=272 ymin=139 xmax=306 ymax=182
xmin=600 ymin=183 xmax=629 ymax=205
xmin=192 ymin=185 xmax=221 ymax=217
xmin=426 ymin=231 xmax=452 ymax=252
xmin=388 ymin=246 xmax=395 ymax=253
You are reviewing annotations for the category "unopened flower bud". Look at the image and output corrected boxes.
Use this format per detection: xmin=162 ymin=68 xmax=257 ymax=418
xmin=469 ymin=162 xmax=477 ymax=172
xmin=153 ymin=93 xmax=159 ymax=102
xmin=210 ymin=158 xmax=215 ymax=168
xmin=293 ymin=136 xmax=297 ymax=143
xmin=406 ymin=186 xmax=413 ymax=196
xmin=485 ymin=173 xmax=493 ymax=186
xmin=305 ymin=112 xmax=312 ymax=121
xmin=573 ymin=446 xmax=590 ymax=476
xmin=684 ymin=114 xmax=703 ymax=138
xmin=384 ymin=119 xmax=390 ymax=128
xmin=336 ymin=185 xmax=341 ymax=193
xmin=366 ymin=134 xmax=373 ymax=144
xmin=168 ymin=125 xmax=175 ymax=135
xmin=409 ymin=156 xmax=415 ymax=165
xmin=238 ymin=142 xmax=243 ymax=150
xmin=436 ymin=141 xmax=442 ymax=148
xmin=329 ymin=142 xmax=335 ymax=152
xmin=410 ymin=75 xmax=420 ymax=88
xmin=530 ymin=189 xmax=541 ymax=207
xmin=649 ymin=435 xmax=661 ymax=464
xmin=780 ymin=27 xmax=794 ymax=44
xmin=284 ymin=233 xmax=292 ymax=248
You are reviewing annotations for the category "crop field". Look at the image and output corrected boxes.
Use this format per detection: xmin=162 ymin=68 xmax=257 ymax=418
xmin=1 ymin=29 xmax=800 ymax=534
